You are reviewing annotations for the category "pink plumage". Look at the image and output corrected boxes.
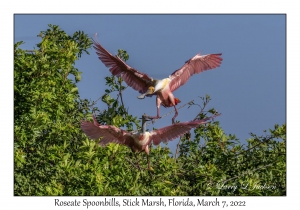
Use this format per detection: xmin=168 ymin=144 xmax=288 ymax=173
xmin=80 ymin=114 xmax=219 ymax=152
xmin=81 ymin=114 xmax=219 ymax=169
xmin=150 ymin=118 xmax=212 ymax=145
xmin=169 ymin=53 xmax=223 ymax=92
xmin=92 ymin=39 xmax=152 ymax=94
xmin=92 ymin=37 xmax=222 ymax=123
xmin=80 ymin=115 xmax=130 ymax=146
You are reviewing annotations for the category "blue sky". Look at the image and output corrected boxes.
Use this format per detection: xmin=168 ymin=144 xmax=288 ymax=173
xmin=14 ymin=14 xmax=286 ymax=153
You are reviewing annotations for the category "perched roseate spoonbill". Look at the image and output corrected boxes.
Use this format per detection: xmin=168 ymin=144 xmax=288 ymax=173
xmin=92 ymin=38 xmax=222 ymax=123
xmin=81 ymin=114 xmax=219 ymax=169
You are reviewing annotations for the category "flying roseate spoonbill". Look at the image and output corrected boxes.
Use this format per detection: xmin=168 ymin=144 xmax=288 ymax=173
xmin=80 ymin=113 xmax=220 ymax=169
xmin=92 ymin=38 xmax=222 ymax=123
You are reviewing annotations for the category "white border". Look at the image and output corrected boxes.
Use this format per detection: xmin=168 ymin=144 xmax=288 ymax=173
xmin=2 ymin=1 xmax=298 ymax=209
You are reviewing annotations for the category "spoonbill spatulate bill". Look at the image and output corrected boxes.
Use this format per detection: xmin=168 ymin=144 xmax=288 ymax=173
xmin=81 ymin=114 xmax=220 ymax=169
xmin=92 ymin=37 xmax=222 ymax=123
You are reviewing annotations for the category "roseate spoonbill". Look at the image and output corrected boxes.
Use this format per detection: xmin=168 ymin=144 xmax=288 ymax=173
xmin=92 ymin=38 xmax=222 ymax=123
xmin=80 ymin=114 xmax=219 ymax=169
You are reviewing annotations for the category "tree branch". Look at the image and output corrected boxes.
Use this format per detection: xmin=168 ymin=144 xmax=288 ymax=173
xmin=24 ymin=49 xmax=41 ymax=53
xmin=125 ymin=157 xmax=141 ymax=171
xmin=117 ymin=77 xmax=126 ymax=116
xmin=146 ymin=99 xmax=194 ymax=126
xmin=174 ymin=96 xmax=211 ymax=160
xmin=235 ymin=135 xmax=275 ymax=157
xmin=174 ymin=135 xmax=185 ymax=161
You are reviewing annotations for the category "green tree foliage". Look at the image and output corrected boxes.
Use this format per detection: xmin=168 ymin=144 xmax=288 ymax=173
xmin=14 ymin=25 xmax=286 ymax=196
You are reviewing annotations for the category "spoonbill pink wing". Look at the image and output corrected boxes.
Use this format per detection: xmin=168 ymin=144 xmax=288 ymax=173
xmin=150 ymin=115 xmax=219 ymax=145
xmin=92 ymin=38 xmax=153 ymax=94
xmin=169 ymin=53 xmax=222 ymax=92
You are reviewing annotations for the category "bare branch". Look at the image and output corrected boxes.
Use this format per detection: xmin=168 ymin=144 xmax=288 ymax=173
xmin=174 ymin=135 xmax=185 ymax=160
xmin=125 ymin=157 xmax=141 ymax=171
xmin=88 ymin=96 xmax=103 ymax=108
xmin=24 ymin=49 xmax=41 ymax=53
xmin=146 ymin=99 xmax=194 ymax=126
xmin=174 ymin=96 xmax=211 ymax=160
xmin=192 ymin=96 xmax=211 ymax=121
xmin=235 ymin=135 xmax=275 ymax=157
xmin=117 ymin=77 xmax=126 ymax=116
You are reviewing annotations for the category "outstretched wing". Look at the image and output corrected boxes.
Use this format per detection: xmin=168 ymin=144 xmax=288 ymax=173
xmin=92 ymin=37 xmax=153 ymax=94
xmin=150 ymin=114 xmax=220 ymax=145
xmin=80 ymin=115 xmax=130 ymax=146
xmin=169 ymin=53 xmax=222 ymax=92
